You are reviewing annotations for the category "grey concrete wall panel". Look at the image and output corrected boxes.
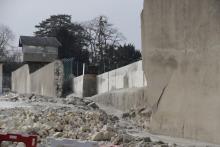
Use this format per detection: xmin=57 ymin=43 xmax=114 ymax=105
xmin=91 ymin=87 xmax=147 ymax=112
xmin=11 ymin=64 xmax=30 ymax=94
xmin=73 ymin=74 xmax=97 ymax=97
xmin=73 ymin=75 xmax=84 ymax=97
xmin=97 ymin=60 xmax=147 ymax=94
xmin=30 ymin=60 xmax=63 ymax=97
xmin=142 ymin=0 xmax=220 ymax=144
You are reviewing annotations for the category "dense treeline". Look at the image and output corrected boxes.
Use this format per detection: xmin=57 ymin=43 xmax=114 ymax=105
xmin=34 ymin=15 xmax=142 ymax=74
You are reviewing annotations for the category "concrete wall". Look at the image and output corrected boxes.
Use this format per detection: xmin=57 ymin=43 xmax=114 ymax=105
xmin=73 ymin=75 xmax=83 ymax=97
xmin=73 ymin=74 xmax=97 ymax=97
xmin=11 ymin=60 xmax=63 ymax=97
xmin=141 ymin=0 xmax=220 ymax=144
xmin=11 ymin=64 xmax=30 ymax=94
xmin=97 ymin=60 xmax=147 ymax=94
xmin=72 ymin=61 xmax=146 ymax=97
xmin=91 ymin=87 xmax=147 ymax=111
xmin=30 ymin=60 xmax=63 ymax=97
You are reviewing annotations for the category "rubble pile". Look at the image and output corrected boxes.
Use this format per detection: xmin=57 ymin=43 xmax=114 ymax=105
xmin=0 ymin=93 xmax=178 ymax=147
xmin=0 ymin=108 xmax=117 ymax=145
xmin=122 ymin=107 xmax=152 ymax=131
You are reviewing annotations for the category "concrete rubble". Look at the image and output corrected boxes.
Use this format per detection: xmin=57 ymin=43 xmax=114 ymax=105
xmin=0 ymin=93 xmax=180 ymax=147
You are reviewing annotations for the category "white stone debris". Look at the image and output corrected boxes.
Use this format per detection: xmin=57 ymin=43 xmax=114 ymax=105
xmin=0 ymin=93 xmax=194 ymax=147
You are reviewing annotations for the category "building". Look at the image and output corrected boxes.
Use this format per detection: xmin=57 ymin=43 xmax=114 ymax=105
xmin=19 ymin=36 xmax=61 ymax=72
xmin=19 ymin=36 xmax=61 ymax=63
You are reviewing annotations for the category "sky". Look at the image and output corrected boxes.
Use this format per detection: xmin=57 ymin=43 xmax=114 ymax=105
xmin=0 ymin=0 xmax=143 ymax=50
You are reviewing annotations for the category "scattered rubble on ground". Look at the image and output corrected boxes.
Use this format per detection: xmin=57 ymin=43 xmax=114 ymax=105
xmin=0 ymin=93 xmax=187 ymax=146
xmin=121 ymin=107 xmax=152 ymax=131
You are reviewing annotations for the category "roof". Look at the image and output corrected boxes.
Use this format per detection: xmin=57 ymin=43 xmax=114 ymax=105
xmin=19 ymin=36 xmax=61 ymax=47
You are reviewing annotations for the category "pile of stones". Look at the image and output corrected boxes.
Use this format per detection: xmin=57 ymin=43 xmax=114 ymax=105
xmin=0 ymin=93 xmax=178 ymax=147
xmin=122 ymin=107 xmax=152 ymax=131
xmin=0 ymin=106 xmax=118 ymax=146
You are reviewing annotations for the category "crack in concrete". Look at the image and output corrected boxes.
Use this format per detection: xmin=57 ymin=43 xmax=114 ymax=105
xmin=157 ymin=85 xmax=167 ymax=109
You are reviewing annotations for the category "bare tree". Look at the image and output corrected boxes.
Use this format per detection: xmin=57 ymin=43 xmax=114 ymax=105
xmin=83 ymin=16 xmax=125 ymax=64
xmin=0 ymin=24 xmax=15 ymax=60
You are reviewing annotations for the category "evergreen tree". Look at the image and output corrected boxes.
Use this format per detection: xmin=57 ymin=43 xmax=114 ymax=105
xmin=35 ymin=15 xmax=90 ymax=62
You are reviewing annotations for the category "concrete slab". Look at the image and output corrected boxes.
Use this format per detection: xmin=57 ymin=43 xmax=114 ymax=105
xmin=141 ymin=0 xmax=220 ymax=144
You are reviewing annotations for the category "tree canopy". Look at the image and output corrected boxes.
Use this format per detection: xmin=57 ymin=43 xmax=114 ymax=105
xmin=35 ymin=15 xmax=90 ymax=63
xmin=34 ymin=15 xmax=142 ymax=74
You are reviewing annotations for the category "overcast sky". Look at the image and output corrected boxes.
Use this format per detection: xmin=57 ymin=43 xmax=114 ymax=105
xmin=0 ymin=0 xmax=143 ymax=49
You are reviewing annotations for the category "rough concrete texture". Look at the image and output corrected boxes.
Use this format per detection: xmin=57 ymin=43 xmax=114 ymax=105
xmin=97 ymin=60 xmax=147 ymax=94
xmin=11 ymin=64 xmax=30 ymax=94
xmin=91 ymin=87 xmax=147 ymax=112
xmin=73 ymin=74 xmax=97 ymax=97
xmin=141 ymin=0 xmax=220 ymax=144
xmin=30 ymin=60 xmax=63 ymax=97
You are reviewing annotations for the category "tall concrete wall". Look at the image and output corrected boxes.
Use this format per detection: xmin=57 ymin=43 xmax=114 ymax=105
xmin=11 ymin=60 xmax=63 ymax=97
xmin=11 ymin=64 xmax=30 ymax=94
xmin=97 ymin=60 xmax=147 ymax=94
xmin=30 ymin=60 xmax=63 ymax=97
xmin=142 ymin=0 xmax=220 ymax=144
